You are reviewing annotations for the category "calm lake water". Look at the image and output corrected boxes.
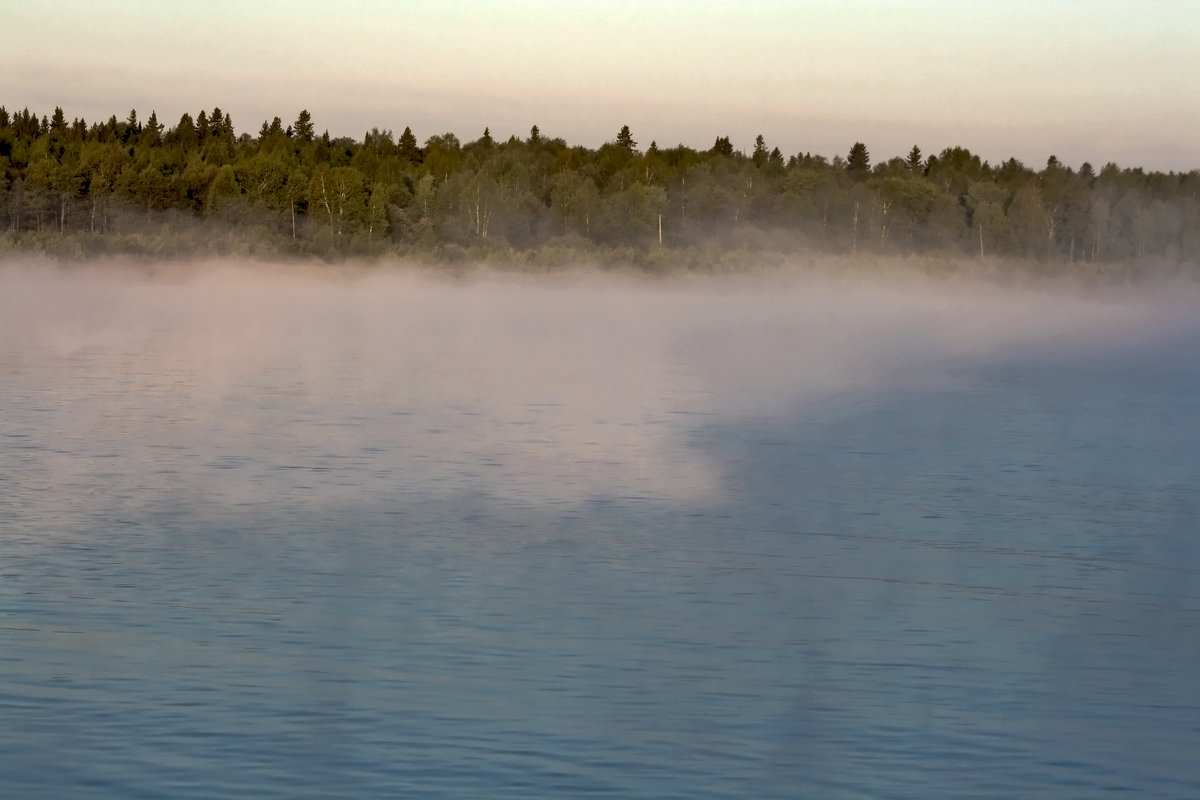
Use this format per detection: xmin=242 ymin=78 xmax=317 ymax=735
xmin=2 ymin=264 xmax=1198 ymax=799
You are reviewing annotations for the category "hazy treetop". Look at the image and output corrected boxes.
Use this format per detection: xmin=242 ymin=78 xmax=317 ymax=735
xmin=2 ymin=1 xmax=1197 ymax=171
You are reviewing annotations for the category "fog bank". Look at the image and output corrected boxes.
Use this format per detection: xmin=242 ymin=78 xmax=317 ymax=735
xmin=3 ymin=259 xmax=1194 ymax=507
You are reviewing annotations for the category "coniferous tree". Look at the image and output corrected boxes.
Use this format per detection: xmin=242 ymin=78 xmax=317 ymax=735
xmin=293 ymin=109 xmax=315 ymax=143
xmin=123 ymin=109 xmax=140 ymax=144
xmin=172 ymin=113 xmax=198 ymax=150
xmin=208 ymin=108 xmax=225 ymax=140
xmin=905 ymin=145 xmax=923 ymax=173
xmin=752 ymin=135 xmax=768 ymax=167
xmin=205 ymin=107 xmax=224 ymax=142
xmin=847 ymin=142 xmax=870 ymax=176
xmin=616 ymin=125 xmax=637 ymax=153
xmin=143 ymin=111 xmax=163 ymax=146
xmin=397 ymin=126 xmax=421 ymax=164
xmin=1 ymin=101 xmax=1196 ymax=267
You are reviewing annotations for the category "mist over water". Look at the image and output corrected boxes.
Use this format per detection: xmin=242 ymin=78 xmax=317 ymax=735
xmin=1 ymin=262 xmax=1184 ymax=509
xmin=2 ymin=260 xmax=1198 ymax=798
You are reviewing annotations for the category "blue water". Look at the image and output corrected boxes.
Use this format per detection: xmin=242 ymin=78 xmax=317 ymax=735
xmin=2 ymin=268 xmax=1198 ymax=798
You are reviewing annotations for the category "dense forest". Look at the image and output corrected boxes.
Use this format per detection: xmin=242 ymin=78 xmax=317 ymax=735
xmin=1 ymin=105 xmax=1197 ymax=272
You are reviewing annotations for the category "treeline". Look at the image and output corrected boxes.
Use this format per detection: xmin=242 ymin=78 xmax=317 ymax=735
xmin=1 ymin=104 xmax=1198 ymax=270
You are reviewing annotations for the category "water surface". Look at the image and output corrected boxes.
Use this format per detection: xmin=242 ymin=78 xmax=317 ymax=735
xmin=2 ymin=264 xmax=1198 ymax=798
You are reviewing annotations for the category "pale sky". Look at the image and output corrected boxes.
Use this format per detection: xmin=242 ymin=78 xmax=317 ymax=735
xmin=2 ymin=0 xmax=1197 ymax=170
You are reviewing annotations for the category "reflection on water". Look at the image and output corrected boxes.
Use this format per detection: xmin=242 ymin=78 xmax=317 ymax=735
xmin=1 ymin=264 xmax=1198 ymax=798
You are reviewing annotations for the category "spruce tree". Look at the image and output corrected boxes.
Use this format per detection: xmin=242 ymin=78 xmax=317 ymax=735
xmin=293 ymin=109 xmax=315 ymax=143
xmin=616 ymin=125 xmax=637 ymax=152
xmin=847 ymin=142 xmax=870 ymax=176
xmin=906 ymin=145 xmax=923 ymax=173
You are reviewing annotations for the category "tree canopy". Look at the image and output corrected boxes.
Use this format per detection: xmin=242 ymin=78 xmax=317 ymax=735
xmin=1 ymin=103 xmax=1197 ymax=271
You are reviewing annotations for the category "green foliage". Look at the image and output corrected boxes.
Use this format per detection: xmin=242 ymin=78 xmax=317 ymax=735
xmin=397 ymin=126 xmax=422 ymax=164
xmin=292 ymin=110 xmax=315 ymax=143
xmin=847 ymin=142 xmax=870 ymax=176
xmin=710 ymin=136 xmax=734 ymax=157
xmin=1 ymin=103 xmax=1196 ymax=271
xmin=751 ymin=135 xmax=768 ymax=168
xmin=615 ymin=125 xmax=637 ymax=153
xmin=905 ymin=145 xmax=923 ymax=174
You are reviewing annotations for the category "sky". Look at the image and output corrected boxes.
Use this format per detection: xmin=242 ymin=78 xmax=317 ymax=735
xmin=2 ymin=0 xmax=1197 ymax=171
